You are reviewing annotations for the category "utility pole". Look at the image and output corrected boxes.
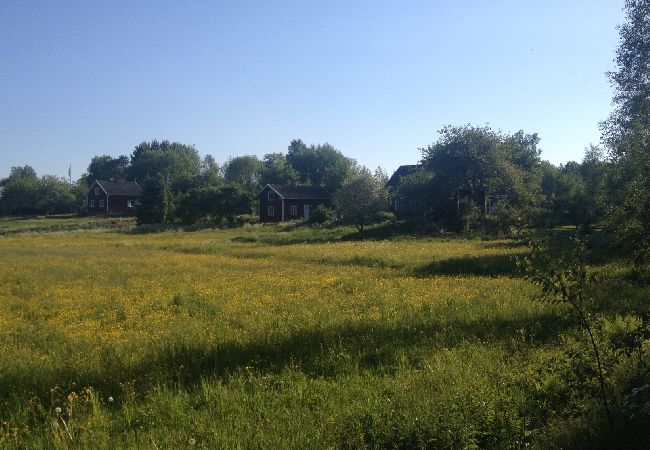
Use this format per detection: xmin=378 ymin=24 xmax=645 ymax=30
xmin=68 ymin=164 xmax=72 ymax=184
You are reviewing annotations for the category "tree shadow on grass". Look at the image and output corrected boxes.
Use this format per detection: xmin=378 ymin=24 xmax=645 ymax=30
xmin=412 ymin=253 xmax=521 ymax=277
xmin=225 ymin=222 xmax=444 ymax=246
xmin=125 ymin=223 xmax=236 ymax=235
xmin=0 ymin=310 xmax=574 ymax=409
xmin=339 ymin=222 xmax=439 ymax=242
xmin=170 ymin=244 xmax=522 ymax=276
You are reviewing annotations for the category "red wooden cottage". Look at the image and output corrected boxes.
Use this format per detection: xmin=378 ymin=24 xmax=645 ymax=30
xmin=258 ymin=184 xmax=331 ymax=222
xmin=87 ymin=180 xmax=143 ymax=215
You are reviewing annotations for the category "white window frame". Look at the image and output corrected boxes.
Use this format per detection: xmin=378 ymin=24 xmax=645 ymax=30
xmin=90 ymin=200 xmax=95 ymax=208
xmin=267 ymin=191 xmax=274 ymax=201
xmin=99 ymin=199 xmax=105 ymax=208
xmin=127 ymin=200 xmax=135 ymax=208
xmin=267 ymin=205 xmax=275 ymax=217
xmin=95 ymin=188 xmax=100 ymax=196
xmin=290 ymin=205 xmax=297 ymax=216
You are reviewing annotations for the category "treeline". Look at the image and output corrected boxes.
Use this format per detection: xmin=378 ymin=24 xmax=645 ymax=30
xmin=0 ymin=166 xmax=86 ymax=216
xmin=0 ymin=130 xmax=611 ymax=233
xmin=0 ymin=139 xmax=378 ymax=224
xmin=107 ymin=139 xmax=368 ymax=224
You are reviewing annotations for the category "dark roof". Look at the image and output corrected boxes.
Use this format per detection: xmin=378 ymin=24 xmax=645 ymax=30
xmin=386 ymin=164 xmax=422 ymax=188
xmin=94 ymin=180 xmax=143 ymax=196
xmin=263 ymin=184 xmax=331 ymax=200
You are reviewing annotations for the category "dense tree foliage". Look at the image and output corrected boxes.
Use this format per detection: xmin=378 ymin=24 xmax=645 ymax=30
xmin=602 ymin=0 xmax=650 ymax=265
xmin=533 ymin=144 xmax=612 ymax=232
xmin=134 ymin=176 xmax=174 ymax=224
xmin=0 ymin=166 xmax=39 ymax=215
xmin=422 ymin=125 xmax=541 ymax=209
xmin=84 ymin=155 xmax=129 ymax=186
xmin=260 ymin=153 xmax=298 ymax=186
xmin=602 ymin=0 xmax=650 ymax=148
xmin=334 ymin=169 xmax=389 ymax=231
xmin=176 ymin=184 xmax=250 ymax=224
xmin=128 ymin=140 xmax=202 ymax=186
xmin=0 ymin=166 xmax=80 ymax=216
xmin=125 ymin=142 xmax=217 ymax=223
xmin=222 ymin=155 xmax=263 ymax=199
xmin=38 ymin=175 xmax=78 ymax=214
xmin=394 ymin=169 xmax=435 ymax=219
xmin=197 ymin=155 xmax=222 ymax=187
xmin=286 ymin=140 xmax=356 ymax=192
xmin=395 ymin=125 xmax=542 ymax=230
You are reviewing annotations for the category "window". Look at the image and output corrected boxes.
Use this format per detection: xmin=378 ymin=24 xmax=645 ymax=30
xmin=486 ymin=198 xmax=496 ymax=214
xmin=290 ymin=205 xmax=297 ymax=216
xmin=95 ymin=188 xmax=100 ymax=196
xmin=127 ymin=200 xmax=135 ymax=208
xmin=267 ymin=205 xmax=274 ymax=217
xmin=90 ymin=200 xmax=95 ymax=208
xmin=99 ymin=199 xmax=105 ymax=208
xmin=267 ymin=191 xmax=274 ymax=201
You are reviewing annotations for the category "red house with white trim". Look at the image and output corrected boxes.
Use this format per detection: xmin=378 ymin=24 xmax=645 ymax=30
xmin=87 ymin=180 xmax=143 ymax=215
xmin=258 ymin=184 xmax=331 ymax=222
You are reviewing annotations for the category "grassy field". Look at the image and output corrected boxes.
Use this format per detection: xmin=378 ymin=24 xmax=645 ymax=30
xmin=0 ymin=215 xmax=135 ymax=234
xmin=0 ymin=219 xmax=648 ymax=448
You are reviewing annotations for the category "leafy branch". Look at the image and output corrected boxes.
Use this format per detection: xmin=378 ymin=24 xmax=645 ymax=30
xmin=517 ymin=234 xmax=613 ymax=428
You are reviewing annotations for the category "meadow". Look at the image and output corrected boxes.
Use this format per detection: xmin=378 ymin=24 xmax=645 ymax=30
xmin=0 ymin=218 xmax=648 ymax=449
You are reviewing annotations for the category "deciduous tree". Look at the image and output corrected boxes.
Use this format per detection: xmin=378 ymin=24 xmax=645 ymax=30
xmin=418 ymin=125 xmax=541 ymax=229
xmin=222 ymin=155 xmax=262 ymax=198
xmin=286 ymin=140 xmax=355 ymax=192
xmin=260 ymin=153 xmax=297 ymax=186
xmin=0 ymin=166 xmax=39 ymax=215
xmin=602 ymin=0 xmax=650 ymax=266
xmin=128 ymin=140 xmax=201 ymax=186
xmin=334 ymin=169 xmax=389 ymax=231
xmin=85 ymin=155 xmax=129 ymax=186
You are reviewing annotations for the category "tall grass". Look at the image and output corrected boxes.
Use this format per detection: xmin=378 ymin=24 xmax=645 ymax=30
xmin=0 ymin=224 xmax=648 ymax=448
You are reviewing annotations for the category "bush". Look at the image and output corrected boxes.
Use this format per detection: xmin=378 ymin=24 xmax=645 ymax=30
xmin=373 ymin=211 xmax=396 ymax=224
xmin=236 ymin=214 xmax=259 ymax=225
xmin=482 ymin=202 xmax=521 ymax=236
xmin=309 ymin=205 xmax=335 ymax=224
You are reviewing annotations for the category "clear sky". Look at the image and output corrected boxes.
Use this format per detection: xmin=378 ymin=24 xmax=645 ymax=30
xmin=0 ymin=1 xmax=624 ymax=180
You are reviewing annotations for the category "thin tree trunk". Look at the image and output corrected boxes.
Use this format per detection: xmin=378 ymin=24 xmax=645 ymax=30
xmin=571 ymin=299 xmax=613 ymax=428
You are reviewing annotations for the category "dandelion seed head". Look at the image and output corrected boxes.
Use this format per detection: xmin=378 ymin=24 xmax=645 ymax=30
xmin=189 ymin=437 xmax=196 ymax=445
xmin=55 ymin=407 xmax=62 ymax=414
xmin=108 ymin=396 xmax=114 ymax=403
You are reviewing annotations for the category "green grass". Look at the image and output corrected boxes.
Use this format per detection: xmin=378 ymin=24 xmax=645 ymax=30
xmin=0 ymin=214 xmax=135 ymax=234
xmin=0 ymin=220 xmax=648 ymax=448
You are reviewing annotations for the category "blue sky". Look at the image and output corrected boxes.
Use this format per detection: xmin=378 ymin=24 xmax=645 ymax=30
xmin=0 ymin=1 xmax=624 ymax=180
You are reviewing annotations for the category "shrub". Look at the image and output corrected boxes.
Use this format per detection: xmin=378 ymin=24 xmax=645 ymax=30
xmin=236 ymin=214 xmax=259 ymax=225
xmin=373 ymin=211 xmax=396 ymax=224
xmin=309 ymin=205 xmax=335 ymax=224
